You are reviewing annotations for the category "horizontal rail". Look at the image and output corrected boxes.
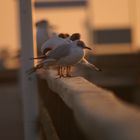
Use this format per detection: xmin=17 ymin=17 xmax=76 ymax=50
xmin=38 ymin=70 xmax=140 ymax=140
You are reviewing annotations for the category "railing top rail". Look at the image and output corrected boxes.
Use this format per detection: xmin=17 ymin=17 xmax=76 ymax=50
xmin=39 ymin=70 xmax=140 ymax=140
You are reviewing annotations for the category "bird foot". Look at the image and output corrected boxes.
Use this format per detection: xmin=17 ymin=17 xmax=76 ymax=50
xmin=56 ymin=74 xmax=65 ymax=79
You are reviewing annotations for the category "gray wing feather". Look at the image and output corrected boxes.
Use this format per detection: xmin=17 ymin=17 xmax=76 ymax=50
xmin=47 ymin=44 xmax=71 ymax=60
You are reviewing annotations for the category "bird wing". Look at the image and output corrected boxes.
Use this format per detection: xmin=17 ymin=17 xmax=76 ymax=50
xmin=47 ymin=44 xmax=71 ymax=60
xmin=41 ymin=39 xmax=52 ymax=53
xmin=41 ymin=36 xmax=64 ymax=53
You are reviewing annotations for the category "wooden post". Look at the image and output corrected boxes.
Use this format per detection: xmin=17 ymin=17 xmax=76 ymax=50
xmin=18 ymin=0 xmax=39 ymax=140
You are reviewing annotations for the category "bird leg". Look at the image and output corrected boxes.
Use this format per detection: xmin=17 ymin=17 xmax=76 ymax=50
xmin=57 ymin=66 xmax=65 ymax=78
xmin=57 ymin=66 xmax=61 ymax=76
xmin=66 ymin=66 xmax=72 ymax=77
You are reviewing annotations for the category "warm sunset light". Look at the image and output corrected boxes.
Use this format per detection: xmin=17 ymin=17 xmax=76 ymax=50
xmin=0 ymin=1 xmax=140 ymax=140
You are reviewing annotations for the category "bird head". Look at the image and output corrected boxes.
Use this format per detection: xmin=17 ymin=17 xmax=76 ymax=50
xmin=77 ymin=40 xmax=91 ymax=50
xmin=70 ymin=33 xmax=81 ymax=41
xmin=58 ymin=33 xmax=66 ymax=38
xmin=58 ymin=33 xmax=70 ymax=39
xmin=64 ymin=33 xmax=70 ymax=38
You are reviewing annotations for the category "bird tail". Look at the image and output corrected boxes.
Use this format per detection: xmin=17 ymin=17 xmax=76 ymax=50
xmin=26 ymin=63 xmax=44 ymax=75
xmin=26 ymin=58 xmax=56 ymax=75
xmin=87 ymin=63 xmax=102 ymax=71
xmin=81 ymin=58 xmax=102 ymax=72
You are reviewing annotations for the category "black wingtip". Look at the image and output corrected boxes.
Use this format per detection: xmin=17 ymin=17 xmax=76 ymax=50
xmin=96 ymin=68 xmax=102 ymax=72
xmin=26 ymin=68 xmax=35 ymax=75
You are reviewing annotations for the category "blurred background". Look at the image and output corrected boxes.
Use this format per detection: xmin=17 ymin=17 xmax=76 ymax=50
xmin=0 ymin=0 xmax=140 ymax=139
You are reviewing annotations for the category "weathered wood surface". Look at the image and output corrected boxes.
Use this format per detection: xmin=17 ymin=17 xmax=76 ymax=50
xmin=38 ymin=70 xmax=140 ymax=140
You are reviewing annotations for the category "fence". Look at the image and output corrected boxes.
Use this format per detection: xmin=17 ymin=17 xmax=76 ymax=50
xmin=37 ymin=70 xmax=140 ymax=140
xmin=18 ymin=1 xmax=140 ymax=140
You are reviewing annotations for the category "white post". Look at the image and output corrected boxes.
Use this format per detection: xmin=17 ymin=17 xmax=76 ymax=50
xmin=18 ymin=0 xmax=39 ymax=140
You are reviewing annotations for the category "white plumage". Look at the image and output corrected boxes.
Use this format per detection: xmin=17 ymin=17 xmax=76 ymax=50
xmin=41 ymin=34 xmax=71 ymax=55
xmin=27 ymin=31 xmax=101 ymax=77
xmin=27 ymin=40 xmax=91 ymax=77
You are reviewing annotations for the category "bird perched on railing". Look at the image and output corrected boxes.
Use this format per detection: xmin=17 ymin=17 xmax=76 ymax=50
xmin=30 ymin=33 xmax=81 ymax=75
xmin=27 ymin=32 xmax=101 ymax=77
xmin=30 ymin=32 xmax=70 ymax=74
xmin=27 ymin=40 xmax=92 ymax=77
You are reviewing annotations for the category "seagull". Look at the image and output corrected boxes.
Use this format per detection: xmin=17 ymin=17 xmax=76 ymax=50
xmin=28 ymin=32 xmax=101 ymax=76
xmin=69 ymin=33 xmax=101 ymax=72
xmin=31 ymin=33 xmax=71 ymax=75
xmin=31 ymin=33 xmax=81 ymax=75
xmin=27 ymin=40 xmax=91 ymax=77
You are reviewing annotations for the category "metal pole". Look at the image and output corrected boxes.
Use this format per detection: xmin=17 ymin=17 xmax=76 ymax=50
xmin=18 ymin=0 xmax=39 ymax=140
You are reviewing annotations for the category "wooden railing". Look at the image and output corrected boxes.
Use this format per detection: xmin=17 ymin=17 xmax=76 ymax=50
xmin=37 ymin=70 xmax=140 ymax=140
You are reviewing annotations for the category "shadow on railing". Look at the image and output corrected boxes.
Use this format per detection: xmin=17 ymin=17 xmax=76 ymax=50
xmin=37 ymin=70 xmax=140 ymax=140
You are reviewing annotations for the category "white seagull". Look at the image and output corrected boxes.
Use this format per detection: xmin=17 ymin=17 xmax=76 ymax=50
xmin=27 ymin=40 xmax=91 ymax=77
xmin=31 ymin=33 xmax=81 ymax=75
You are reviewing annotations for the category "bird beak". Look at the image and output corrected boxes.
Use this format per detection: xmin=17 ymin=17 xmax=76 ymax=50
xmin=84 ymin=46 xmax=92 ymax=50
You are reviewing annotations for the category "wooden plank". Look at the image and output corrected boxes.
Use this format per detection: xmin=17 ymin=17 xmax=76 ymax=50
xmin=18 ymin=0 xmax=39 ymax=140
xmin=38 ymin=70 xmax=140 ymax=140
